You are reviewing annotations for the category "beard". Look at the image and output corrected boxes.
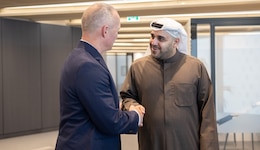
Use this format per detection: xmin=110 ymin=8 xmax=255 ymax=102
xmin=150 ymin=43 xmax=175 ymax=60
xmin=150 ymin=45 xmax=160 ymax=55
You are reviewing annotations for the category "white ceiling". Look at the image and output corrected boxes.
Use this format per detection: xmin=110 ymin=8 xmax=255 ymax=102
xmin=1 ymin=0 xmax=260 ymax=53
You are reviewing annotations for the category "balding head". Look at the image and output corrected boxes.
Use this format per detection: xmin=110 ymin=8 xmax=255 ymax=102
xmin=81 ymin=3 xmax=119 ymax=34
xmin=80 ymin=3 xmax=121 ymax=53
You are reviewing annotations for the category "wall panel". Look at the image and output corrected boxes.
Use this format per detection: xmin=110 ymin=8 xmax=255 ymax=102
xmin=0 ymin=18 xmax=3 ymax=135
xmin=41 ymin=24 xmax=72 ymax=128
xmin=72 ymin=27 xmax=81 ymax=48
xmin=2 ymin=18 xmax=41 ymax=134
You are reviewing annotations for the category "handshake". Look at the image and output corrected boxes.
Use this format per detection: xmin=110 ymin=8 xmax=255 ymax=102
xmin=129 ymin=105 xmax=145 ymax=127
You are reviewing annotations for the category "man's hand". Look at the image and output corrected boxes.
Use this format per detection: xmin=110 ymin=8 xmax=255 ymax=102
xmin=129 ymin=105 xmax=145 ymax=126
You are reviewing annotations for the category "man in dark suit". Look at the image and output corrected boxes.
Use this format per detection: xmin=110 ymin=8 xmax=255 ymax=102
xmin=55 ymin=3 xmax=145 ymax=150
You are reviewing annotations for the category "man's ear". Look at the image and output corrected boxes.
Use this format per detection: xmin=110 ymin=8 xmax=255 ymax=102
xmin=173 ymin=38 xmax=180 ymax=49
xmin=175 ymin=38 xmax=180 ymax=44
xmin=101 ymin=25 xmax=108 ymax=37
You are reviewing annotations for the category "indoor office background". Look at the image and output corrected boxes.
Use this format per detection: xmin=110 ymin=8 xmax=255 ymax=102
xmin=0 ymin=0 xmax=260 ymax=150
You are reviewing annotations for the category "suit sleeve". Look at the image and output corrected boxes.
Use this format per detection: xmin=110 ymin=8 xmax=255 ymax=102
xmin=76 ymin=62 xmax=139 ymax=135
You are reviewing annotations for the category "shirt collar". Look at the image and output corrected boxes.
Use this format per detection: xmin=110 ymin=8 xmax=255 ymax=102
xmin=151 ymin=50 xmax=185 ymax=64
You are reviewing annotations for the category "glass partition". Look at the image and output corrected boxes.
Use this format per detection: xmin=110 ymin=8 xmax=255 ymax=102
xmin=215 ymin=26 xmax=260 ymax=115
xmin=197 ymin=24 xmax=211 ymax=78
xmin=191 ymin=17 xmax=260 ymax=150
xmin=105 ymin=53 xmax=133 ymax=95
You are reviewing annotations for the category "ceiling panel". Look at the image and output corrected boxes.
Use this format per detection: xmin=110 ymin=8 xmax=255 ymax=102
xmin=0 ymin=0 xmax=96 ymax=8
xmin=1 ymin=0 xmax=260 ymax=53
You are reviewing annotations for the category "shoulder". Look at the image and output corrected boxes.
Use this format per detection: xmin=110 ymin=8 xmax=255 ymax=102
xmin=185 ymin=54 xmax=205 ymax=66
xmin=132 ymin=55 xmax=153 ymax=66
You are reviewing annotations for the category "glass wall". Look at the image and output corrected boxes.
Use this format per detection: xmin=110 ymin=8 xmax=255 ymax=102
xmin=192 ymin=17 xmax=260 ymax=149
xmin=215 ymin=27 xmax=260 ymax=115
xmin=195 ymin=24 xmax=260 ymax=115
xmin=197 ymin=24 xmax=211 ymax=78
xmin=105 ymin=53 xmax=133 ymax=95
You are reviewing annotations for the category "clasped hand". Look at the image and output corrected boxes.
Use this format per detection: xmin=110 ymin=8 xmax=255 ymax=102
xmin=129 ymin=105 xmax=145 ymax=127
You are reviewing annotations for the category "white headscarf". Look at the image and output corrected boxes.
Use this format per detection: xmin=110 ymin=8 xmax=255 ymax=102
xmin=148 ymin=18 xmax=188 ymax=54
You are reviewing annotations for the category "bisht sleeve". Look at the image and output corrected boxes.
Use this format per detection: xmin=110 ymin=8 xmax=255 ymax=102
xmin=197 ymin=63 xmax=219 ymax=150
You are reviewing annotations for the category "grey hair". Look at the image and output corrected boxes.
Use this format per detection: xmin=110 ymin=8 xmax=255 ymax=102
xmin=81 ymin=3 xmax=117 ymax=33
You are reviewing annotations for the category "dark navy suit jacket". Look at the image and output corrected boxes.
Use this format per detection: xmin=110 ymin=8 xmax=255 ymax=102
xmin=55 ymin=41 xmax=139 ymax=150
